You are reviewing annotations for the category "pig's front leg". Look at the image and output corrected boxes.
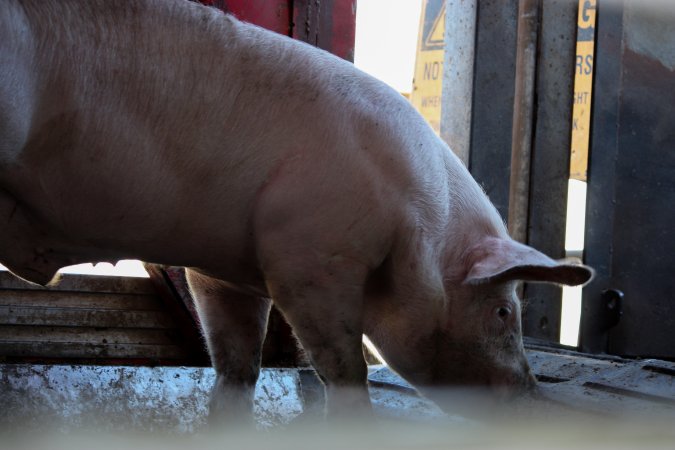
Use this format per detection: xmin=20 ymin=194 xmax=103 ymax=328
xmin=186 ymin=269 xmax=272 ymax=428
xmin=265 ymin=256 xmax=372 ymax=419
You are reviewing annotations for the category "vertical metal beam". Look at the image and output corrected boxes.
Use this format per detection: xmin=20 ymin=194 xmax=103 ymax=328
xmin=508 ymin=0 xmax=540 ymax=244
xmin=522 ymin=0 xmax=578 ymax=342
xmin=468 ymin=0 xmax=519 ymax=220
xmin=441 ymin=0 xmax=478 ymax=166
xmin=578 ymin=1 xmax=624 ymax=354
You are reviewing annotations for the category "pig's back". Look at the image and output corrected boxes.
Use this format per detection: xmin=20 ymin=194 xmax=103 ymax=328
xmin=11 ymin=0 xmax=493 ymax=284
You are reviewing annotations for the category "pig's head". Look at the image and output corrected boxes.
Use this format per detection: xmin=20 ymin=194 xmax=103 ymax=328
xmin=370 ymin=236 xmax=592 ymax=412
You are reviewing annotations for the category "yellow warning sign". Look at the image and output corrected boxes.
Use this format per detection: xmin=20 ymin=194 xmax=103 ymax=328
xmin=425 ymin=6 xmax=445 ymax=49
xmin=570 ymin=0 xmax=596 ymax=181
xmin=410 ymin=0 xmax=445 ymax=133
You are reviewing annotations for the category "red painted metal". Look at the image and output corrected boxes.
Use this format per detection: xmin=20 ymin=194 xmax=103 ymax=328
xmin=292 ymin=0 xmax=356 ymax=61
xmin=195 ymin=0 xmax=291 ymax=36
xmin=196 ymin=0 xmax=356 ymax=60
xmin=224 ymin=0 xmax=292 ymax=36
xmin=329 ymin=0 xmax=357 ymax=61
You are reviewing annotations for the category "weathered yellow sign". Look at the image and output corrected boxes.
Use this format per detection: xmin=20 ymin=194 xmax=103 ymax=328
xmin=570 ymin=0 xmax=596 ymax=181
xmin=410 ymin=0 xmax=445 ymax=133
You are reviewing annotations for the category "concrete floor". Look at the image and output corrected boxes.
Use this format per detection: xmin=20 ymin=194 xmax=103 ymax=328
xmin=0 ymin=364 xmax=449 ymax=433
xmin=1 ymin=346 xmax=673 ymax=437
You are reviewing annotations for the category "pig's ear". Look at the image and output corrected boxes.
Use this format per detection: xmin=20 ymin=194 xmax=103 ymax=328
xmin=463 ymin=237 xmax=593 ymax=286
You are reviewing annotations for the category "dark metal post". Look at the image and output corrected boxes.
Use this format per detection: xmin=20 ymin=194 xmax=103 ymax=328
xmin=578 ymin=2 xmax=624 ymax=354
xmin=522 ymin=0 xmax=578 ymax=342
xmin=508 ymin=0 xmax=540 ymax=243
xmin=468 ymin=0 xmax=519 ymax=220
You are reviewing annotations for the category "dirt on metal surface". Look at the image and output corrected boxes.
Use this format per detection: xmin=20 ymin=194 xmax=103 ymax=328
xmin=526 ymin=347 xmax=675 ymax=417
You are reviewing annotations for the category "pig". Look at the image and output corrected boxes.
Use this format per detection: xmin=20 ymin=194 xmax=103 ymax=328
xmin=0 ymin=0 xmax=592 ymax=423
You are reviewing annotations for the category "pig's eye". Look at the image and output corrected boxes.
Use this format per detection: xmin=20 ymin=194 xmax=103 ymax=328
xmin=496 ymin=306 xmax=512 ymax=320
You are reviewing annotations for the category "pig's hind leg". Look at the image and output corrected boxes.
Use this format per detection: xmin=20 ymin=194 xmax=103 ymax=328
xmin=265 ymin=256 xmax=372 ymax=419
xmin=186 ymin=269 xmax=272 ymax=427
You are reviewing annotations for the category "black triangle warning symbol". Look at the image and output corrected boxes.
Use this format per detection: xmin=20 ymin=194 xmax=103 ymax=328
xmin=424 ymin=5 xmax=445 ymax=50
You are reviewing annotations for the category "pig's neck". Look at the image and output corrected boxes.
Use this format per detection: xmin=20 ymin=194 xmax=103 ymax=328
xmin=440 ymin=147 xmax=510 ymax=277
xmin=363 ymin=148 xmax=509 ymax=380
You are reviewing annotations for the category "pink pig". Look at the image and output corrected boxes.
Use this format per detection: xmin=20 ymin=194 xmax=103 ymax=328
xmin=0 ymin=0 xmax=591 ymax=423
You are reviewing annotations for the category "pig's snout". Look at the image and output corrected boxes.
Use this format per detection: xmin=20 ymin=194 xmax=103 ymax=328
xmin=490 ymin=368 xmax=538 ymax=401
